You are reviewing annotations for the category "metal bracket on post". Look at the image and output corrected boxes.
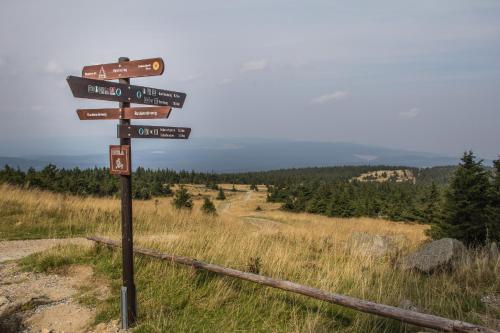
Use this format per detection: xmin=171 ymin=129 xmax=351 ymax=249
xmin=121 ymin=286 xmax=129 ymax=330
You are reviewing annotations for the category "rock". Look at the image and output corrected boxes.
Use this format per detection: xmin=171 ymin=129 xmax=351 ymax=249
xmin=398 ymin=299 xmax=419 ymax=312
xmin=399 ymin=238 xmax=466 ymax=273
xmin=349 ymin=232 xmax=404 ymax=258
xmin=0 ymin=295 xmax=8 ymax=307
xmin=489 ymin=242 xmax=499 ymax=261
xmin=481 ymin=294 xmax=500 ymax=309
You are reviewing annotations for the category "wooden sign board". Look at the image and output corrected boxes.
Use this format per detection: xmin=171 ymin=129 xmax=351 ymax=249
xmin=67 ymin=76 xmax=186 ymax=108
xmin=82 ymin=58 xmax=164 ymax=80
xmin=117 ymin=125 xmax=191 ymax=139
xmin=77 ymin=107 xmax=171 ymax=120
xmin=109 ymin=145 xmax=131 ymax=175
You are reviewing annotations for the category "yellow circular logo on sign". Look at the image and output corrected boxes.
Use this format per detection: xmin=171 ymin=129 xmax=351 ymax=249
xmin=153 ymin=61 xmax=160 ymax=71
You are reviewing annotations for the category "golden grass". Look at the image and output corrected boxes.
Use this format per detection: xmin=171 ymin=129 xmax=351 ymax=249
xmin=2 ymin=184 xmax=499 ymax=332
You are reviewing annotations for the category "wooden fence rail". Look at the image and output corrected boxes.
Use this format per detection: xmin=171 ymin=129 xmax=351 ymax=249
xmin=87 ymin=236 xmax=498 ymax=333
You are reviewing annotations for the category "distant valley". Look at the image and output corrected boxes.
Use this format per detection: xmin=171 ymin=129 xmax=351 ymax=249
xmin=0 ymin=138 xmax=463 ymax=172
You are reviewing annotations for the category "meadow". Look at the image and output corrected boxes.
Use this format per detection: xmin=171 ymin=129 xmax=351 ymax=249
xmin=1 ymin=183 xmax=499 ymax=332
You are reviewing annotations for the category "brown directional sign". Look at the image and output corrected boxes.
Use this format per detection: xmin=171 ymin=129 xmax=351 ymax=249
xmin=117 ymin=125 xmax=191 ymax=139
xmin=77 ymin=107 xmax=171 ymax=120
xmin=67 ymin=76 xmax=186 ymax=108
xmin=82 ymin=58 xmax=164 ymax=80
xmin=109 ymin=145 xmax=131 ymax=175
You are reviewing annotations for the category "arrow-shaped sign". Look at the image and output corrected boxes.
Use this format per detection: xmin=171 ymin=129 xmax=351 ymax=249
xmin=82 ymin=58 xmax=164 ymax=80
xmin=67 ymin=76 xmax=186 ymax=108
xmin=76 ymin=107 xmax=171 ymax=120
xmin=117 ymin=125 xmax=191 ymax=139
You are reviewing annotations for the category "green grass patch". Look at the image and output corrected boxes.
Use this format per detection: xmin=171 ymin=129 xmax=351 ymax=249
xmin=19 ymin=242 xmax=500 ymax=332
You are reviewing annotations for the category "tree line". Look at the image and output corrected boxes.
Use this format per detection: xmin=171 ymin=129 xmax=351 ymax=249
xmin=0 ymin=164 xmax=457 ymax=200
xmin=1 ymin=153 xmax=498 ymax=244
xmin=267 ymin=152 xmax=499 ymax=245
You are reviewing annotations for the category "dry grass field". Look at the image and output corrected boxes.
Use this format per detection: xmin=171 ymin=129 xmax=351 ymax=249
xmin=1 ymin=184 xmax=499 ymax=332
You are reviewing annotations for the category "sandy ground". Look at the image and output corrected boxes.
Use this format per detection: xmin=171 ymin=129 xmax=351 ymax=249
xmin=0 ymin=238 xmax=122 ymax=333
xmin=0 ymin=238 xmax=91 ymax=263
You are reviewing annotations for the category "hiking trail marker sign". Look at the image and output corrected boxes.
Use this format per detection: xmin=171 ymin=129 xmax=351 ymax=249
xmin=66 ymin=56 xmax=190 ymax=330
xmin=77 ymin=106 xmax=172 ymax=120
xmin=67 ymin=76 xmax=186 ymax=107
xmin=118 ymin=125 xmax=191 ymax=139
xmin=109 ymin=145 xmax=131 ymax=175
xmin=82 ymin=57 xmax=164 ymax=80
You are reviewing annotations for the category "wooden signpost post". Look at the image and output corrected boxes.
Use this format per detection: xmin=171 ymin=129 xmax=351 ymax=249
xmin=67 ymin=56 xmax=189 ymax=329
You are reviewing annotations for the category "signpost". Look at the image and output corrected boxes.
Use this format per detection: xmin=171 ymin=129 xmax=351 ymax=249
xmin=118 ymin=125 xmax=191 ymax=139
xmin=109 ymin=145 xmax=131 ymax=175
xmin=67 ymin=56 xmax=189 ymax=329
xmin=67 ymin=76 xmax=186 ymax=107
xmin=82 ymin=58 xmax=164 ymax=80
xmin=77 ymin=106 xmax=172 ymax=120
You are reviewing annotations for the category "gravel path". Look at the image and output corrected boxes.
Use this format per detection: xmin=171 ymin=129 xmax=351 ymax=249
xmin=0 ymin=238 xmax=92 ymax=263
xmin=0 ymin=238 xmax=121 ymax=333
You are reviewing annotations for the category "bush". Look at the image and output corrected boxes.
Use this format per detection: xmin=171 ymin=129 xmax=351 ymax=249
xmin=216 ymin=188 xmax=226 ymax=200
xmin=172 ymin=186 xmax=193 ymax=210
xmin=201 ymin=197 xmax=217 ymax=215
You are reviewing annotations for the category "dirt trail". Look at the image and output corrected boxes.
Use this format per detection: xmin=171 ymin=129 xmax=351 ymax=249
xmin=242 ymin=216 xmax=283 ymax=229
xmin=0 ymin=238 xmax=91 ymax=263
xmin=0 ymin=238 xmax=120 ymax=333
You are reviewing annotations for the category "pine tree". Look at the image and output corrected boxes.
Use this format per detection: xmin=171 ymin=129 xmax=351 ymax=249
xmin=428 ymin=151 xmax=492 ymax=245
xmin=216 ymin=188 xmax=226 ymax=200
xmin=486 ymin=158 xmax=500 ymax=242
xmin=201 ymin=197 xmax=217 ymax=215
xmin=421 ymin=182 xmax=441 ymax=225
xmin=172 ymin=186 xmax=193 ymax=210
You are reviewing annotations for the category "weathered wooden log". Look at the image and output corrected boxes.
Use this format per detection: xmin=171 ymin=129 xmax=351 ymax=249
xmin=87 ymin=235 xmax=499 ymax=333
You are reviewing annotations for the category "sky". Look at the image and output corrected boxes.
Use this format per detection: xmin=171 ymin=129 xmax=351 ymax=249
xmin=0 ymin=1 xmax=499 ymax=159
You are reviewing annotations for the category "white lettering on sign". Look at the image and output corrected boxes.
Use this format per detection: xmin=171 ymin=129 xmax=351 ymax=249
xmin=87 ymin=84 xmax=119 ymax=96
xmin=86 ymin=112 xmax=107 ymax=117
xmin=83 ymin=71 xmax=97 ymax=77
xmin=112 ymin=68 xmax=128 ymax=73
xmin=138 ymin=64 xmax=152 ymax=70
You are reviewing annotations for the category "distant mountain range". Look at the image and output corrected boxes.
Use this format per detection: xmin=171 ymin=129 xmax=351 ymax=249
xmin=0 ymin=138 xmax=465 ymax=172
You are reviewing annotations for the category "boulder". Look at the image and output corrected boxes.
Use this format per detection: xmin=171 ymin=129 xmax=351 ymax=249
xmin=349 ymin=232 xmax=404 ymax=258
xmin=399 ymin=238 xmax=466 ymax=273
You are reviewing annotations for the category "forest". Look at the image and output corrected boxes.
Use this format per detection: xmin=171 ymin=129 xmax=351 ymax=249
xmin=1 ymin=152 xmax=498 ymax=245
xmin=0 ymin=163 xmax=455 ymax=200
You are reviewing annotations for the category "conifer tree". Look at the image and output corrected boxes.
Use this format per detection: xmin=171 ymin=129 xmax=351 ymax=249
xmin=421 ymin=182 xmax=441 ymax=225
xmin=428 ymin=151 xmax=491 ymax=245
xmin=216 ymin=188 xmax=226 ymax=200
xmin=172 ymin=186 xmax=193 ymax=210
xmin=201 ymin=197 xmax=217 ymax=215
xmin=486 ymin=158 xmax=500 ymax=242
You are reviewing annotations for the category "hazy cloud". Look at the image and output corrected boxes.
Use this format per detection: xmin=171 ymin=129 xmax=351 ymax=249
xmin=44 ymin=60 xmax=64 ymax=75
xmin=241 ymin=59 xmax=268 ymax=72
xmin=181 ymin=73 xmax=203 ymax=82
xmin=354 ymin=154 xmax=379 ymax=162
xmin=219 ymin=78 xmax=234 ymax=85
xmin=399 ymin=107 xmax=420 ymax=119
xmin=0 ymin=2 xmax=499 ymax=159
xmin=311 ymin=91 xmax=349 ymax=105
